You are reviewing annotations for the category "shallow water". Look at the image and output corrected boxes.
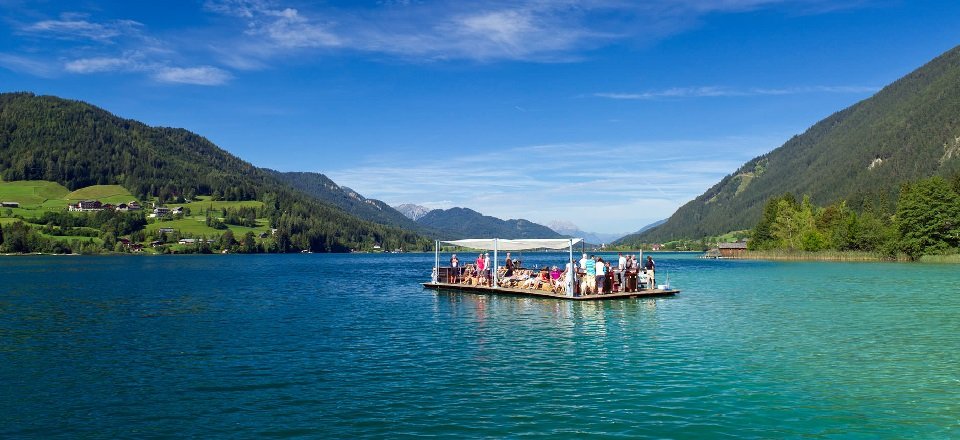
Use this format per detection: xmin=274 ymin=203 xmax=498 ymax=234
xmin=2 ymin=253 xmax=959 ymax=438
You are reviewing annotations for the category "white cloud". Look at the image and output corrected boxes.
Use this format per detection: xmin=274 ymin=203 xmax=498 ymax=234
xmin=593 ymin=85 xmax=880 ymax=100
xmin=152 ymin=66 xmax=232 ymax=85
xmin=22 ymin=13 xmax=143 ymax=42
xmin=64 ymin=55 xmax=140 ymax=73
xmin=198 ymin=0 xmax=876 ymax=66
xmin=0 ymin=53 xmax=56 ymax=77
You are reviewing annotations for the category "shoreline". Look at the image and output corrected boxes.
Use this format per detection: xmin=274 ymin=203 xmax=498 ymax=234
xmin=717 ymin=250 xmax=960 ymax=263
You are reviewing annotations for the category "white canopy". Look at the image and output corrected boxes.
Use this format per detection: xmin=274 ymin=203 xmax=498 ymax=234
xmin=441 ymin=238 xmax=582 ymax=251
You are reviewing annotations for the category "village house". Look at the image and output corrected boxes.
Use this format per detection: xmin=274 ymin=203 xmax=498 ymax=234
xmin=149 ymin=207 xmax=171 ymax=218
xmin=117 ymin=201 xmax=142 ymax=212
xmin=1 ymin=201 xmax=19 ymax=208
xmin=149 ymin=206 xmax=183 ymax=218
xmin=68 ymin=200 xmax=103 ymax=212
xmin=178 ymin=238 xmax=210 ymax=245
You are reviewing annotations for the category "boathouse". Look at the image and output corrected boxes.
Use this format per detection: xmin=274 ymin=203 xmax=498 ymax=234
xmin=718 ymin=241 xmax=748 ymax=258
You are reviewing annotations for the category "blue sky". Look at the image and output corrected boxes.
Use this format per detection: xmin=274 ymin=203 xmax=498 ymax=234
xmin=1 ymin=1 xmax=958 ymax=234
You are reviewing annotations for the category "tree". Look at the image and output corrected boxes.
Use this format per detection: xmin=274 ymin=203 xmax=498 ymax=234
xmin=219 ymin=229 xmax=236 ymax=250
xmin=896 ymin=176 xmax=960 ymax=258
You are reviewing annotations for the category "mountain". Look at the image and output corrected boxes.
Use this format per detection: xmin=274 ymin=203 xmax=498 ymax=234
xmin=395 ymin=204 xmax=433 ymax=221
xmin=267 ymin=170 xmax=421 ymax=231
xmin=0 ymin=92 xmax=429 ymax=252
xmin=626 ymin=45 xmax=960 ymax=244
xmin=547 ymin=220 xmax=627 ymax=245
xmin=613 ymin=220 xmax=668 ymax=245
xmin=418 ymin=207 xmax=562 ymax=239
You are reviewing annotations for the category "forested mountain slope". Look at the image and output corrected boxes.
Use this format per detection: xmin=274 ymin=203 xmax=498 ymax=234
xmin=623 ymin=45 xmax=960 ymax=244
xmin=419 ymin=207 xmax=562 ymax=239
xmin=268 ymin=170 xmax=422 ymax=231
xmin=0 ymin=92 xmax=429 ymax=252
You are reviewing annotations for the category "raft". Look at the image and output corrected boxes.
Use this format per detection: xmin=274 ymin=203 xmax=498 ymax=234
xmin=422 ymin=282 xmax=679 ymax=301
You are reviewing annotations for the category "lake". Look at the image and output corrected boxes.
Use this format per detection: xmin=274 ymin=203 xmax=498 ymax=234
xmin=2 ymin=252 xmax=959 ymax=438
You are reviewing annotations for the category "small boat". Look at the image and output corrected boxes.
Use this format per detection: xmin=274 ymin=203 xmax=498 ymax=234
xmin=424 ymin=238 xmax=679 ymax=301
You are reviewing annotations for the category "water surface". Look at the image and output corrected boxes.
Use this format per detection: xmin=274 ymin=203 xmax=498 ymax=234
xmin=2 ymin=253 xmax=959 ymax=438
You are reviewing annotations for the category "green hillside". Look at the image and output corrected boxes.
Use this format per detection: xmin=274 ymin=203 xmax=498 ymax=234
xmin=0 ymin=93 xmax=431 ymax=252
xmin=0 ymin=180 xmax=69 ymax=205
xmin=623 ymin=44 xmax=960 ymax=244
xmin=65 ymin=185 xmax=135 ymax=204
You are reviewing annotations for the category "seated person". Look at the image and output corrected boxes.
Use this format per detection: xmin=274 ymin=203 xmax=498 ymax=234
xmin=460 ymin=264 xmax=475 ymax=284
xmin=553 ymin=272 xmax=567 ymax=293
xmin=514 ymin=270 xmax=535 ymax=288
xmin=550 ymin=266 xmax=561 ymax=282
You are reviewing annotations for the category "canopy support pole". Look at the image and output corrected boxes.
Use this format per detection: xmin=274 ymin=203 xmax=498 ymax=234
xmin=433 ymin=240 xmax=439 ymax=283
xmin=567 ymin=238 xmax=575 ymax=296
xmin=493 ymin=238 xmax=499 ymax=288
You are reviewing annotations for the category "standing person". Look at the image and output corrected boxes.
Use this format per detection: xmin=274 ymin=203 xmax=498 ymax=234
xmin=475 ymin=253 xmax=486 ymax=285
xmin=646 ymin=255 xmax=655 ymax=288
xmin=617 ymin=252 xmax=627 ymax=292
xmin=504 ymin=252 xmax=514 ymax=277
xmin=585 ymin=255 xmax=597 ymax=294
xmin=484 ymin=253 xmax=491 ymax=283
xmin=449 ymin=254 xmax=460 ymax=283
xmin=579 ymin=253 xmax=590 ymax=272
xmin=595 ymin=257 xmax=607 ymax=294
xmin=566 ymin=258 xmax=577 ymax=297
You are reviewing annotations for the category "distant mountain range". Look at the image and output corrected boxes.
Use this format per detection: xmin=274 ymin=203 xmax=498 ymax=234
xmin=546 ymin=220 xmax=627 ymax=245
xmin=610 ymin=219 xmax=665 ymax=246
xmin=395 ymin=205 xmax=562 ymax=239
xmin=622 ymin=44 xmax=960 ymax=244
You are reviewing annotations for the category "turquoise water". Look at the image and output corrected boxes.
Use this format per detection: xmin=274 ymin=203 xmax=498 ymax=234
xmin=2 ymin=253 xmax=959 ymax=438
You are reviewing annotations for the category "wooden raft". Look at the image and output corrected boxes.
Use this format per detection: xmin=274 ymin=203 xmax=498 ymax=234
xmin=421 ymin=282 xmax=679 ymax=301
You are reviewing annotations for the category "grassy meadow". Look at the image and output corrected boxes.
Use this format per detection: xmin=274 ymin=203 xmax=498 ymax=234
xmin=1 ymin=180 xmax=273 ymax=251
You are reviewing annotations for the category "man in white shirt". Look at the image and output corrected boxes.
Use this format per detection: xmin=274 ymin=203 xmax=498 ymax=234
xmin=595 ymin=257 xmax=607 ymax=294
xmin=616 ymin=252 xmax=627 ymax=292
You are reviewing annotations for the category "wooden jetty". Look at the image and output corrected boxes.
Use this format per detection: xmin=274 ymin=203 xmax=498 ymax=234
xmin=422 ymin=282 xmax=679 ymax=301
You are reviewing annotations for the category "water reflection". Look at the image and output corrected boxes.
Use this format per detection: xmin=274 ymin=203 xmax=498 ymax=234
xmin=431 ymin=289 xmax=667 ymax=341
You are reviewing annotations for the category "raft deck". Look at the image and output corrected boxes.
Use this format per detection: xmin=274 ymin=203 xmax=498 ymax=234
xmin=422 ymin=282 xmax=679 ymax=301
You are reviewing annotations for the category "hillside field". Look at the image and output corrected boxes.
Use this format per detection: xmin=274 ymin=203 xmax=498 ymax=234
xmin=0 ymin=180 xmax=70 ymax=206
xmin=64 ymin=185 xmax=136 ymax=205
xmin=146 ymin=216 xmax=270 ymax=237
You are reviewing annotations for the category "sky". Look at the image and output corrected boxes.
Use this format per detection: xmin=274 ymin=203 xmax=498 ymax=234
xmin=1 ymin=0 xmax=958 ymax=234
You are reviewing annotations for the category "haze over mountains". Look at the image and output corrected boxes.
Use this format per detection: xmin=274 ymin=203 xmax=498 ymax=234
xmin=546 ymin=221 xmax=626 ymax=245
xmin=620 ymin=44 xmax=960 ymax=245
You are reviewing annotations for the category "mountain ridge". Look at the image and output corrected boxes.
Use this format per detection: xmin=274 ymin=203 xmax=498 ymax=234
xmin=624 ymin=44 xmax=960 ymax=244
